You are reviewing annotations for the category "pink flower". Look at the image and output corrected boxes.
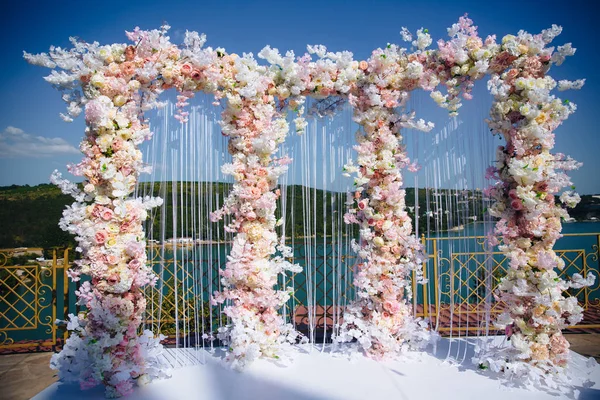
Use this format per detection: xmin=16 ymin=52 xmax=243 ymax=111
xmin=100 ymin=208 xmax=114 ymax=221
xmin=79 ymin=377 xmax=99 ymax=390
xmin=128 ymin=259 xmax=141 ymax=271
xmin=107 ymin=273 xmax=119 ymax=285
xmin=510 ymin=199 xmax=523 ymax=211
xmin=344 ymin=213 xmax=359 ymax=224
xmin=180 ymin=63 xmax=193 ymax=76
xmin=383 ymin=300 xmax=401 ymax=314
xmin=94 ymin=230 xmax=108 ymax=245
xmin=112 ymin=139 xmax=123 ymax=152
xmin=550 ymin=333 xmax=570 ymax=356
xmin=115 ymin=380 xmax=134 ymax=397
xmin=120 ymin=220 xmax=133 ymax=233
xmin=384 ymin=228 xmax=398 ymax=241
xmin=125 ymin=241 xmax=144 ymax=257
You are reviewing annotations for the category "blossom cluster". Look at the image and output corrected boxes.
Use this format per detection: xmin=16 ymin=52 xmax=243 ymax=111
xmin=474 ymin=25 xmax=595 ymax=389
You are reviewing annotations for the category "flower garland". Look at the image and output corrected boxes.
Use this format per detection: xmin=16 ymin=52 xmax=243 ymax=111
xmin=474 ymin=26 xmax=595 ymax=389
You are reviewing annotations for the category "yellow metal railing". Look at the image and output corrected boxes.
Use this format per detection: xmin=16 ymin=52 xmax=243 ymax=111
xmin=0 ymin=248 xmax=68 ymax=349
xmin=412 ymin=232 xmax=600 ymax=332
xmin=1 ymin=232 xmax=599 ymax=349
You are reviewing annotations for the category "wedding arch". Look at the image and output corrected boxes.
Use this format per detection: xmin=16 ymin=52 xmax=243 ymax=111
xmin=25 ymin=15 xmax=594 ymax=397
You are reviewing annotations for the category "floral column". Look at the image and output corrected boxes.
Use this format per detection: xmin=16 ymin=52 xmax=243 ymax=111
xmin=337 ymin=67 xmax=432 ymax=358
xmin=210 ymin=83 xmax=301 ymax=369
xmin=47 ymin=59 xmax=166 ymax=397
xmin=476 ymin=27 xmax=595 ymax=386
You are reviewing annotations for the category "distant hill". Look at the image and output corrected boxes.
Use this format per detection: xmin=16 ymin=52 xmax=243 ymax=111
xmin=1 ymin=183 xmax=596 ymax=249
xmin=0 ymin=184 xmax=75 ymax=249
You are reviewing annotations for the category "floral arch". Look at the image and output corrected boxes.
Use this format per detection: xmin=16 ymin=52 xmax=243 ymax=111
xmin=25 ymin=15 xmax=594 ymax=398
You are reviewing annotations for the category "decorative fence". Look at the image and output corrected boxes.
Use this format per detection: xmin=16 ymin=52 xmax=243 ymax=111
xmin=2 ymin=233 xmax=599 ymax=350
xmin=0 ymin=249 xmax=69 ymax=350
xmin=415 ymin=233 xmax=600 ymax=333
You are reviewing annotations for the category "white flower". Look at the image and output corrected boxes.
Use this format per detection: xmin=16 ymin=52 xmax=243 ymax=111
xmin=399 ymin=27 xmax=412 ymax=42
xmin=559 ymin=190 xmax=581 ymax=208
xmin=558 ymin=79 xmax=585 ymax=91
xmin=406 ymin=61 xmax=424 ymax=79
xmin=413 ymin=28 xmax=432 ymax=50
xmin=570 ymin=272 xmax=596 ymax=289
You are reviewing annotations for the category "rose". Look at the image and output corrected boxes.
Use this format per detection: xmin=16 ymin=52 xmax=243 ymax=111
xmin=128 ymin=259 xmax=141 ymax=271
xmin=100 ymin=208 xmax=114 ymax=221
xmin=94 ymin=230 xmax=108 ymax=245
xmin=358 ymin=200 xmax=367 ymax=210
xmin=106 ymin=254 xmax=119 ymax=265
xmin=180 ymin=63 xmax=193 ymax=76
xmin=510 ymin=199 xmax=523 ymax=211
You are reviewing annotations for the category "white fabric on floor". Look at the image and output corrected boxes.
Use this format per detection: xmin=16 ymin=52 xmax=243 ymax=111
xmin=33 ymin=337 xmax=600 ymax=400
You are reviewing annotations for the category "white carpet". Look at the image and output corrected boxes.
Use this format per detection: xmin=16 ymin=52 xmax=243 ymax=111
xmin=33 ymin=337 xmax=600 ymax=400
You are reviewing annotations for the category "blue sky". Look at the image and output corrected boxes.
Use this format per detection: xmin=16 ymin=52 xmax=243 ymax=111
xmin=1 ymin=0 xmax=598 ymax=193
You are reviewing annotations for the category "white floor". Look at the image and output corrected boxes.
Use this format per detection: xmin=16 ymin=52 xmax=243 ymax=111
xmin=34 ymin=337 xmax=600 ymax=400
